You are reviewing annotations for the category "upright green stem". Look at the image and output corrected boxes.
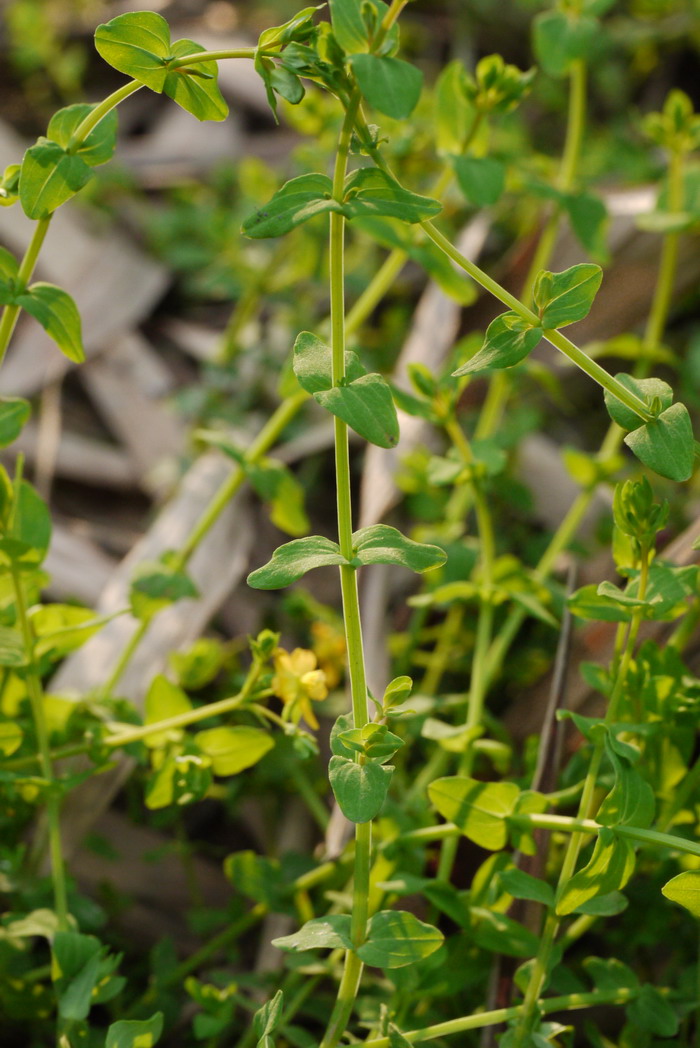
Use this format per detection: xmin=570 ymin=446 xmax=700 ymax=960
xmin=318 ymin=89 xmax=371 ymax=1048
xmin=0 ymin=217 xmax=52 ymax=367
xmin=12 ymin=564 xmax=68 ymax=930
xmin=511 ymin=552 xmax=650 ymax=1046
xmin=436 ymin=418 xmax=496 ymax=882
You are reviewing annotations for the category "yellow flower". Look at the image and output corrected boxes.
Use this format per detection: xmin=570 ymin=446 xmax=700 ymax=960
xmin=310 ymin=621 xmax=346 ymax=689
xmin=272 ymin=647 xmax=328 ymax=729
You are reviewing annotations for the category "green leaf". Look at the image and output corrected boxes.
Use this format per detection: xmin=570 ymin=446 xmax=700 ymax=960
xmin=130 ymin=559 xmax=199 ymax=623
xmin=533 ymin=10 xmax=598 ymax=77
xmin=499 ymin=869 xmax=554 ymax=908
xmin=329 ymin=0 xmax=370 ymax=53
xmin=452 ymin=311 xmax=542 ymax=375
xmin=352 ymin=524 xmax=447 ymax=572
xmin=604 ymin=373 xmax=673 ymax=432
xmin=272 ymin=914 xmax=353 ymax=952
xmin=328 ymin=754 xmax=393 ymax=822
xmin=563 ymin=191 xmax=608 ymax=260
xmin=624 ymin=403 xmax=695 ymax=481
xmin=194 ymin=726 xmax=274 ymax=775
xmin=434 ymin=61 xmax=475 ymax=155
xmin=627 ymin=985 xmax=679 ymax=1037
xmin=224 ymin=851 xmax=286 ymax=907
xmin=584 ymin=956 xmax=639 ymax=992
xmin=259 ymin=7 xmax=321 ymax=49
xmin=350 ymin=54 xmax=423 ymax=119
xmin=292 ymin=330 xmax=366 ymax=393
xmin=16 ymin=283 xmax=84 ymax=362
xmin=164 ymin=40 xmax=228 ymax=122
xmin=0 ymin=397 xmax=30 ymax=448
xmin=144 ymin=675 xmax=192 ymax=748
xmin=19 ymin=139 xmax=92 ymax=219
xmin=357 ymin=910 xmax=444 ymax=968
xmin=95 ymin=12 xmax=172 ymax=91
xmin=145 ymin=753 xmax=212 ymax=809
xmin=661 ymin=870 xmax=700 ymax=917
xmin=567 ymin=583 xmax=637 ymax=623
xmin=247 ymin=535 xmax=345 ymax=589
xmin=533 ymin=263 xmax=602 ymax=328
xmin=8 ymin=480 xmax=52 ymax=568
xmin=31 ymin=605 xmax=116 ymax=660
xmin=343 ymin=168 xmax=442 ymax=224
xmin=248 ymin=460 xmax=309 ymax=536
xmin=0 ymin=246 xmax=19 ymax=282
xmin=353 ymin=216 xmax=476 ymax=305
xmin=242 ymin=174 xmax=337 ymax=239
xmin=597 ymin=748 xmax=655 ymax=829
xmin=52 ymin=931 xmax=103 ymax=1021
xmin=452 ymin=155 xmax=506 ymax=207
xmin=253 ymin=990 xmax=285 ymax=1048
xmin=47 ymin=103 xmax=118 ymax=167
xmin=0 ymin=721 xmax=23 ymax=755
xmin=105 ymin=1013 xmax=164 ymax=1048
xmin=470 ymin=907 xmax=541 ymax=958
xmin=196 ymin=431 xmax=309 ymax=537
xmin=428 ymin=776 xmax=520 ymax=849
xmin=556 ymin=832 xmax=635 ymax=916
xmin=316 ymin=373 xmax=399 ymax=448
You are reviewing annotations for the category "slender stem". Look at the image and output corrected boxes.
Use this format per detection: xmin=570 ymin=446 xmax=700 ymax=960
xmin=361 ymin=987 xmax=638 ymax=1047
xmin=12 ymin=564 xmax=68 ymax=929
xmin=421 ymin=222 xmax=653 ymax=423
xmin=435 ymin=421 xmax=496 ymax=883
xmin=168 ymin=48 xmax=261 ymax=67
xmin=68 ymin=80 xmax=143 ymax=147
xmin=0 ymin=217 xmax=52 ymax=367
xmin=318 ymin=88 xmax=371 ymax=1048
xmin=512 ymin=550 xmax=650 ymax=1046
xmin=104 ymin=681 xmax=255 ymax=749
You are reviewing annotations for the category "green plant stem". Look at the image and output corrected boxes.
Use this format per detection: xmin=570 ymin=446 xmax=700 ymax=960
xmin=319 ymin=86 xmax=371 ymax=1048
xmin=361 ymin=986 xmax=638 ymax=1047
xmin=482 ymin=58 xmax=587 ymax=438
xmin=12 ymin=564 xmax=68 ymax=930
xmin=290 ymin=763 xmax=330 ymax=831
xmin=521 ymin=59 xmax=587 ymax=308
xmin=0 ymin=216 xmax=52 ymax=367
xmin=69 ymin=79 xmax=143 ymax=146
xmin=511 ymin=553 xmax=650 ymax=1046
xmin=420 ymin=603 xmax=464 ymax=696
xmin=398 ymin=816 xmax=700 ymax=859
xmin=421 ymin=222 xmax=653 ymax=423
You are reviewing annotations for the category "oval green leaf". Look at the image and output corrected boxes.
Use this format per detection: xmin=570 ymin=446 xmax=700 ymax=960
xmin=428 ymin=775 xmax=520 ymax=850
xmin=453 ymin=311 xmax=542 ymax=375
xmin=328 ymin=754 xmax=393 ymax=822
xmin=19 ymin=139 xmax=92 ymax=219
xmin=315 ymin=372 xmax=399 ymax=448
xmin=194 ymin=725 xmax=274 ymax=776
xmin=357 ymin=910 xmax=444 ymax=969
xmin=661 ymin=870 xmax=700 ymax=917
xmin=534 ymin=263 xmax=602 ymax=329
xmin=164 ymin=40 xmax=228 ymax=121
xmin=352 ymin=524 xmax=447 ymax=572
xmin=0 ymin=397 xmax=30 ymax=448
xmin=272 ymin=914 xmax=353 ymax=952
xmin=95 ymin=12 xmax=172 ymax=91
xmin=624 ymin=403 xmax=695 ymax=481
xmin=350 ymin=54 xmax=423 ymax=119
xmin=247 ymin=535 xmax=345 ymax=589
xmin=17 ymin=283 xmax=85 ymax=362
xmin=242 ymin=174 xmax=337 ymax=239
